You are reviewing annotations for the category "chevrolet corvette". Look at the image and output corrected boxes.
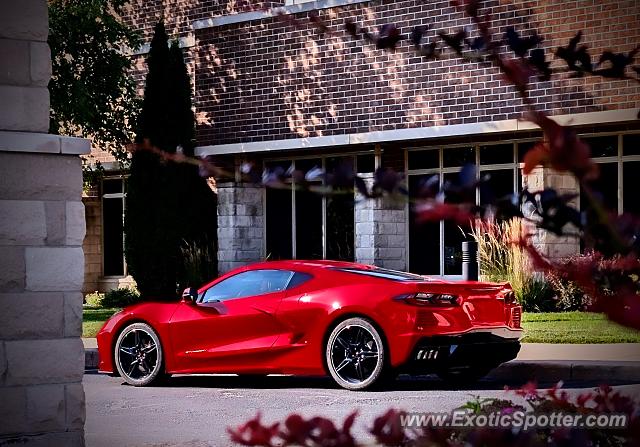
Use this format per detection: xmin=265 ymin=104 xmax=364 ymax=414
xmin=97 ymin=260 xmax=522 ymax=390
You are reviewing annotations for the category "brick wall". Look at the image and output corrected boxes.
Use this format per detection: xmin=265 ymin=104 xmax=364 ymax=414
xmin=189 ymin=0 xmax=639 ymax=146
xmin=120 ymin=0 xmax=283 ymax=42
xmin=116 ymin=0 xmax=640 ymax=148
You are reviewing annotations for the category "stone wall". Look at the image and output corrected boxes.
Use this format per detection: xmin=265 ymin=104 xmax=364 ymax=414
xmin=524 ymin=166 xmax=581 ymax=260
xmin=0 ymin=1 xmax=89 ymax=445
xmin=354 ymin=175 xmax=407 ymax=271
xmin=217 ymin=183 xmax=264 ymax=274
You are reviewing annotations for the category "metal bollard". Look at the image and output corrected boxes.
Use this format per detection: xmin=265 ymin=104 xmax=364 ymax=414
xmin=462 ymin=241 xmax=479 ymax=281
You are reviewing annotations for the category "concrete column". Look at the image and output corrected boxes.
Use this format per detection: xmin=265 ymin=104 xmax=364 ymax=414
xmin=523 ymin=167 xmax=580 ymax=259
xmin=354 ymin=175 xmax=407 ymax=271
xmin=0 ymin=1 xmax=89 ymax=444
xmin=216 ymin=183 xmax=264 ymax=274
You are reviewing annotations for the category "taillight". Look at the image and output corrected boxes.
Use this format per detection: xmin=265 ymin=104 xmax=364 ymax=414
xmin=511 ymin=307 xmax=522 ymax=328
xmin=394 ymin=293 xmax=461 ymax=307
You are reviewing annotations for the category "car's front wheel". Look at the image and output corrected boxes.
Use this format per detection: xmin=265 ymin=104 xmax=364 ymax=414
xmin=114 ymin=322 xmax=164 ymax=386
xmin=326 ymin=317 xmax=386 ymax=390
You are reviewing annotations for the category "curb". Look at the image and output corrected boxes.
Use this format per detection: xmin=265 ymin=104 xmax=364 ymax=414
xmin=487 ymin=360 xmax=640 ymax=383
xmin=85 ymin=348 xmax=640 ymax=383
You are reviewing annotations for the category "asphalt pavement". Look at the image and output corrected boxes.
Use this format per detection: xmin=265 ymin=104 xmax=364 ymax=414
xmin=84 ymin=372 xmax=640 ymax=447
xmin=84 ymin=340 xmax=640 ymax=446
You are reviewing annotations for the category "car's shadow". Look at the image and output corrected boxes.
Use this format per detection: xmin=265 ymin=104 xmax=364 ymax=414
xmin=94 ymin=371 xmax=639 ymax=391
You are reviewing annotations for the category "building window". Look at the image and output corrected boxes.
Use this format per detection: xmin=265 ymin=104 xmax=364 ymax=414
xmin=579 ymin=132 xmax=640 ymax=239
xmin=407 ymin=142 xmax=523 ymax=277
xmin=265 ymin=153 xmax=373 ymax=261
xmin=102 ymin=177 xmax=127 ymax=277
xmin=406 ymin=131 xmax=640 ymax=274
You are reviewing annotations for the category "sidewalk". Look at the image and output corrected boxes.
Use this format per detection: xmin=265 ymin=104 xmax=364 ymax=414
xmin=83 ymin=338 xmax=640 ymax=383
xmin=516 ymin=343 xmax=640 ymax=362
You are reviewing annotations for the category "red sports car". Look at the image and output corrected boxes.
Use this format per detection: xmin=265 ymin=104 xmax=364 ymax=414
xmin=97 ymin=260 xmax=522 ymax=390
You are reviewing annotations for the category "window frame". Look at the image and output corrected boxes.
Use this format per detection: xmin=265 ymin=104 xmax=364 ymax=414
xmin=405 ymin=141 xmax=522 ymax=279
xmin=577 ymin=131 xmax=640 ymax=215
xmin=101 ymin=176 xmax=128 ymax=278
xmin=405 ymin=130 xmax=640 ymax=276
xmin=262 ymin=150 xmax=375 ymax=261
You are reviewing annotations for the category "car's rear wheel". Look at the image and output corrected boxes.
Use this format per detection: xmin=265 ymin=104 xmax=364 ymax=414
xmin=326 ymin=317 xmax=386 ymax=390
xmin=114 ymin=322 xmax=164 ymax=386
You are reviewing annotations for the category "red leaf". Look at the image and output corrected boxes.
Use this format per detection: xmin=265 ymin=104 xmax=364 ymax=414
xmin=522 ymin=142 xmax=549 ymax=175
xmin=227 ymin=413 xmax=279 ymax=447
xmin=596 ymin=288 xmax=640 ymax=331
xmin=451 ymin=0 xmax=480 ymax=17
xmin=280 ymin=414 xmax=310 ymax=445
xmin=500 ymin=58 xmax=534 ymax=94
xmin=513 ymin=380 xmax=539 ymax=399
xmin=342 ymin=411 xmax=358 ymax=433
xmin=414 ymin=202 xmax=474 ymax=226
xmin=524 ymin=111 xmax=598 ymax=180
xmin=370 ymin=409 xmax=406 ymax=446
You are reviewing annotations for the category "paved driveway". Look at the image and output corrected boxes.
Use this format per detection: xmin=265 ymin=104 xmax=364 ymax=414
xmin=84 ymin=372 xmax=640 ymax=447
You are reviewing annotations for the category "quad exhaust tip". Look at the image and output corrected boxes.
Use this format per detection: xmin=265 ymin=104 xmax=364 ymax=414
xmin=416 ymin=348 xmax=439 ymax=360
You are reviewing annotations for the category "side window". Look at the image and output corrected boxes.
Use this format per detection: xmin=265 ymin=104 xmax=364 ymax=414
xmin=202 ymin=269 xmax=293 ymax=303
xmin=286 ymin=272 xmax=313 ymax=289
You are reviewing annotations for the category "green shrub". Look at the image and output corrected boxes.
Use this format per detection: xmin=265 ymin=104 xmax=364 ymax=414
xmin=471 ymin=218 xmax=533 ymax=298
xmin=84 ymin=291 xmax=104 ymax=307
xmin=519 ymin=276 xmax=557 ymax=312
xmin=124 ymin=23 xmax=217 ymax=299
xmin=101 ymin=287 xmax=141 ymax=308
xmin=470 ymin=219 xmax=562 ymax=312
xmin=180 ymin=239 xmax=217 ymax=288
xmin=547 ymin=272 xmax=591 ymax=311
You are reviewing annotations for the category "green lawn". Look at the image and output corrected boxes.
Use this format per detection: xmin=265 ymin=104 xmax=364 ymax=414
xmin=82 ymin=308 xmax=640 ymax=344
xmin=522 ymin=312 xmax=640 ymax=344
xmin=82 ymin=307 xmax=120 ymax=337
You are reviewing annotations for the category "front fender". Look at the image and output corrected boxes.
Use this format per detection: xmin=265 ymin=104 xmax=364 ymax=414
xmin=96 ymin=302 xmax=179 ymax=373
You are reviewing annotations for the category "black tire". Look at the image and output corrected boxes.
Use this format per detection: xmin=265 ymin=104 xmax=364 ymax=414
xmin=326 ymin=317 xmax=387 ymax=390
xmin=114 ymin=322 xmax=165 ymax=386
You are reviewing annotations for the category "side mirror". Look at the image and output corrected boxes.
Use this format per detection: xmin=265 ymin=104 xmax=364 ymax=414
xmin=182 ymin=287 xmax=198 ymax=304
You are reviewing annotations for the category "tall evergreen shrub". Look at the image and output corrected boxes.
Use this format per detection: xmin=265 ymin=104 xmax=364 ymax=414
xmin=125 ymin=22 xmax=217 ymax=299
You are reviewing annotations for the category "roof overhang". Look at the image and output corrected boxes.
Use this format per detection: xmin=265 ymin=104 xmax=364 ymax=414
xmin=195 ymin=108 xmax=640 ymax=157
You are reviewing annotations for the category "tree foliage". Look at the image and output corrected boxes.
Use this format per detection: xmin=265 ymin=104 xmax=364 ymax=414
xmin=125 ymin=22 xmax=217 ymax=299
xmin=48 ymin=0 xmax=140 ymax=162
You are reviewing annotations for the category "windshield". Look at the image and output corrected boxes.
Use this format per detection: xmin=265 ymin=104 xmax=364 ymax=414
xmin=331 ymin=267 xmax=427 ymax=281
